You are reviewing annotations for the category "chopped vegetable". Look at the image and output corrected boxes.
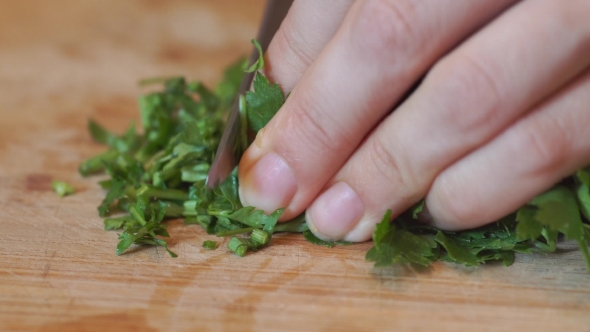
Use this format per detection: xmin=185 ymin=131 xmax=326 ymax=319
xmin=51 ymin=180 xmax=75 ymax=197
xmin=81 ymin=40 xmax=590 ymax=272
xmin=202 ymin=240 xmax=219 ymax=250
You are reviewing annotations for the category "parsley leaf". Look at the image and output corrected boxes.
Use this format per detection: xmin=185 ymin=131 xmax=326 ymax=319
xmin=303 ymin=231 xmax=336 ymax=248
xmin=435 ymin=232 xmax=482 ymax=267
xmin=245 ymin=39 xmax=264 ymax=73
xmin=245 ymin=72 xmax=284 ymax=132
xmin=528 ymin=186 xmax=583 ymax=240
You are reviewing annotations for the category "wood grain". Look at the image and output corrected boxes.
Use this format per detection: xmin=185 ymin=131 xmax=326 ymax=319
xmin=0 ymin=1 xmax=589 ymax=331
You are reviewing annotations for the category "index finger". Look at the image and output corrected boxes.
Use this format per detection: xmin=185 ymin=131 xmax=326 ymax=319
xmin=239 ymin=0 xmax=518 ymax=220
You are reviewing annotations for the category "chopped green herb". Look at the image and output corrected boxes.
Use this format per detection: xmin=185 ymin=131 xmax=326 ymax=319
xmin=251 ymin=228 xmax=270 ymax=246
xmin=202 ymin=240 xmax=219 ymax=250
xmin=51 ymin=180 xmax=75 ymax=197
xmin=245 ymin=67 xmax=284 ymax=132
xmin=245 ymin=39 xmax=264 ymax=73
xmin=228 ymin=237 xmax=248 ymax=257
xmin=435 ymin=232 xmax=483 ymax=267
xmin=303 ymin=230 xmax=336 ymax=248
xmin=81 ymin=43 xmax=590 ymax=273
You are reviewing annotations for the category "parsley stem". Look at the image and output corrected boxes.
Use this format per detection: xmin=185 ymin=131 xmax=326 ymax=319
xmin=183 ymin=200 xmax=198 ymax=216
xmin=79 ymin=149 xmax=118 ymax=176
xmin=274 ymin=218 xmax=309 ymax=233
xmin=143 ymin=149 xmax=166 ymax=170
xmin=51 ymin=180 xmax=75 ymax=197
xmin=251 ymin=229 xmax=270 ymax=245
xmin=163 ymin=202 xmax=185 ymax=218
xmin=184 ymin=215 xmax=213 ymax=229
xmin=136 ymin=184 xmax=189 ymax=201
xmin=577 ymin=238 xmax=590 ymax=272
xmin=202 ymin=240 xmax=219 ymax=250
xmin=216 ymin=227 xmax=256 ymax=237
xmin=129 ymin=206 xmax=147 ymax=226
xmin=228 ymin=237 xmax=248 ymax=257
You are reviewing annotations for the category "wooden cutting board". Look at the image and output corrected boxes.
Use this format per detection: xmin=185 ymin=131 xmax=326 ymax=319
xmin=1 ymin=1 xmax=589 ymax=331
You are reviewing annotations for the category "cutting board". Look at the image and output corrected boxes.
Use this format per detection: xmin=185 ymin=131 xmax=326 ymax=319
xmin=1 ymin=1 xmax=589 ymax=331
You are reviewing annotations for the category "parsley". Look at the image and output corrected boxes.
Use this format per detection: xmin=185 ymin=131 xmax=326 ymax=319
xmin=81 ymin=44 xmax=590 ymax=273
xmin=202 ymin=240 xmax=219 ymax=250
xmin=51 ymin=180 xmax=75 ymax=197
xmin=245 ymin=39 xmax=265 ymax=73
xmin=303 ymin=230 xmax=353 ymax=248
xmin=80 ymin=56 xmax=301 ymax=257
xmin=244 ymin=39 xmax=284 ymax=133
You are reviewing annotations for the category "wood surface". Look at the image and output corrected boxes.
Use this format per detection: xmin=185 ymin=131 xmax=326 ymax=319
xmin=1 ymin=1 xmax=589 ymax=331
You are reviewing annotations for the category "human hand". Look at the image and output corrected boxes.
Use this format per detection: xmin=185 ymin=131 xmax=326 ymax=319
xmin=238 ymin=0 xmax=590 ymax=242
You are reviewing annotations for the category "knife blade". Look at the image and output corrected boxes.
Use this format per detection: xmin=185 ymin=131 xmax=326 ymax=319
xmin=206 ymin=0 xmax=293 ymax=189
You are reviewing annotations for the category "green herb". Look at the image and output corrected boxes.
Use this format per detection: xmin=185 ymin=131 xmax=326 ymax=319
xmin=245 ymin=39 xmax=264 ymax=73
xmin=303 ymin=230 xmax=336 ymax=248
xmin=366 ymin=210 xmax=438 ymax=267
xmin=366 ymin=182 xmax=590 ymax=270
xmin=202 ymin=240 xmax=219 ymax=250
xmin=227 ymin=237 xmax=248 ymax=257
xmin=80 ymin=55 xmax=295 ymax=257
xmin=51 ymin=180 xmax=76 ymax=197
xmin=81 ymin=44 xmax=590 ymax=273
xmin=245 ymin=43 xmax=284 ymax=132
xmin=302 ymin=230 xmax=353 ymax=248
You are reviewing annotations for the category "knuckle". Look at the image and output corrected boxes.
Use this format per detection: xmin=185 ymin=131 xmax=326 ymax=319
xmin=354 ymin=0 xmax=421 ymax=55
xmin=514 ymin=117 xmax=571 ymax=175
xmin=275 ymin=18 xmax=315 ymax=72
xmin=430 ymin=52 xmax=504 ymax=133
xmin=430 ymin=177 xmax=480 ymax=230
xmin=284 ymin=90 xmax=353 ymax=156
xmin=367 ymin=134 xmax=420 ymax=203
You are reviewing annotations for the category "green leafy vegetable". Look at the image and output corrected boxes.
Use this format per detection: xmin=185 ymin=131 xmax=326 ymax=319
xmin=80 ymin=56 xmax=296 ymax=257
xmin=51 ymin=180 xmax=75 ymax=197
xmin=303 ymin=230 xmax=336 ymax=248
xmin=245 ymin=39 xmax=264 ymax=73
xmin=245 ymin=70 xmax=284 ymax=132
xmin=366 ymin=210 xmax=438 ymax=268
xmin=435 ymin=232 xmax=482 ymax=267
xmin=81 ymin=43 xmax=590 ymax=273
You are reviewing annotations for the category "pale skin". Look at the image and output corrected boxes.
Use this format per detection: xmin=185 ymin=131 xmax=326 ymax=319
xmin=238 ymin=0 xmax=590 ymax=242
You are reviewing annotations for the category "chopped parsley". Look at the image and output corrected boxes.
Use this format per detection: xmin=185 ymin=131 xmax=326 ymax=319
xmin=80 ymin=40 xmax=590 ymax=272
xmin=202 ymin=240 xmax=219 ymax=250
xmin=51 ymin=180 xmax=75 ymax=197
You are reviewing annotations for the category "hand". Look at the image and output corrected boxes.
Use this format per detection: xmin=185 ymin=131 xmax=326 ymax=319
xmin=238 ymin=0 xmax=590 ymax=242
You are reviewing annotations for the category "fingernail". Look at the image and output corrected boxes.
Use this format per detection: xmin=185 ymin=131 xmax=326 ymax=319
xmin=239 ymin=152 xmax=297 ymax=214
xmin=307 ymin=182 xmax=364 ymax=241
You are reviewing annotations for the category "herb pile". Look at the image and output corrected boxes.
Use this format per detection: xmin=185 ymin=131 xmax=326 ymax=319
xmin=80 ymin=41 xmax=590 ymax=271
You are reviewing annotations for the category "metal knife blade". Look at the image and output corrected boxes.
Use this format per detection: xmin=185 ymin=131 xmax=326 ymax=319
xmin=206 ymin=0 xmax=293 ymax=189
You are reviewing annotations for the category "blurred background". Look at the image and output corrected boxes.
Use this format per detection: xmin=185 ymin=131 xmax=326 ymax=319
xmin=0 ymin=0 xmax=263 ymax=135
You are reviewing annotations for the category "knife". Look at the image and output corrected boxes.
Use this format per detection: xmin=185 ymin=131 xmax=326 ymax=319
xmin=206 ymin=0 xmax=294 ymax=189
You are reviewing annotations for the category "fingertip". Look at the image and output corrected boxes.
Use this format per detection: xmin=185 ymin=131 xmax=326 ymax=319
xmin=341 ymin=218 xmax=376 ymax=243
xmin=238 ymin=150 xmax=298 ymax=218
xmin=306 ymin=182 xmax=365 ymax=241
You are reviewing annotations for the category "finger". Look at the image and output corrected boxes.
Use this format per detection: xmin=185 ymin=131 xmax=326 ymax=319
xmin=264 ymin=0 xmax=354 ymax=92
xmin=239 ymin=0 xmax=518 ymax=220
xmin=305 ymin=0 xmax=590 ymax=241
xmin=426 ymin=67 xmax=590 ymax=230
